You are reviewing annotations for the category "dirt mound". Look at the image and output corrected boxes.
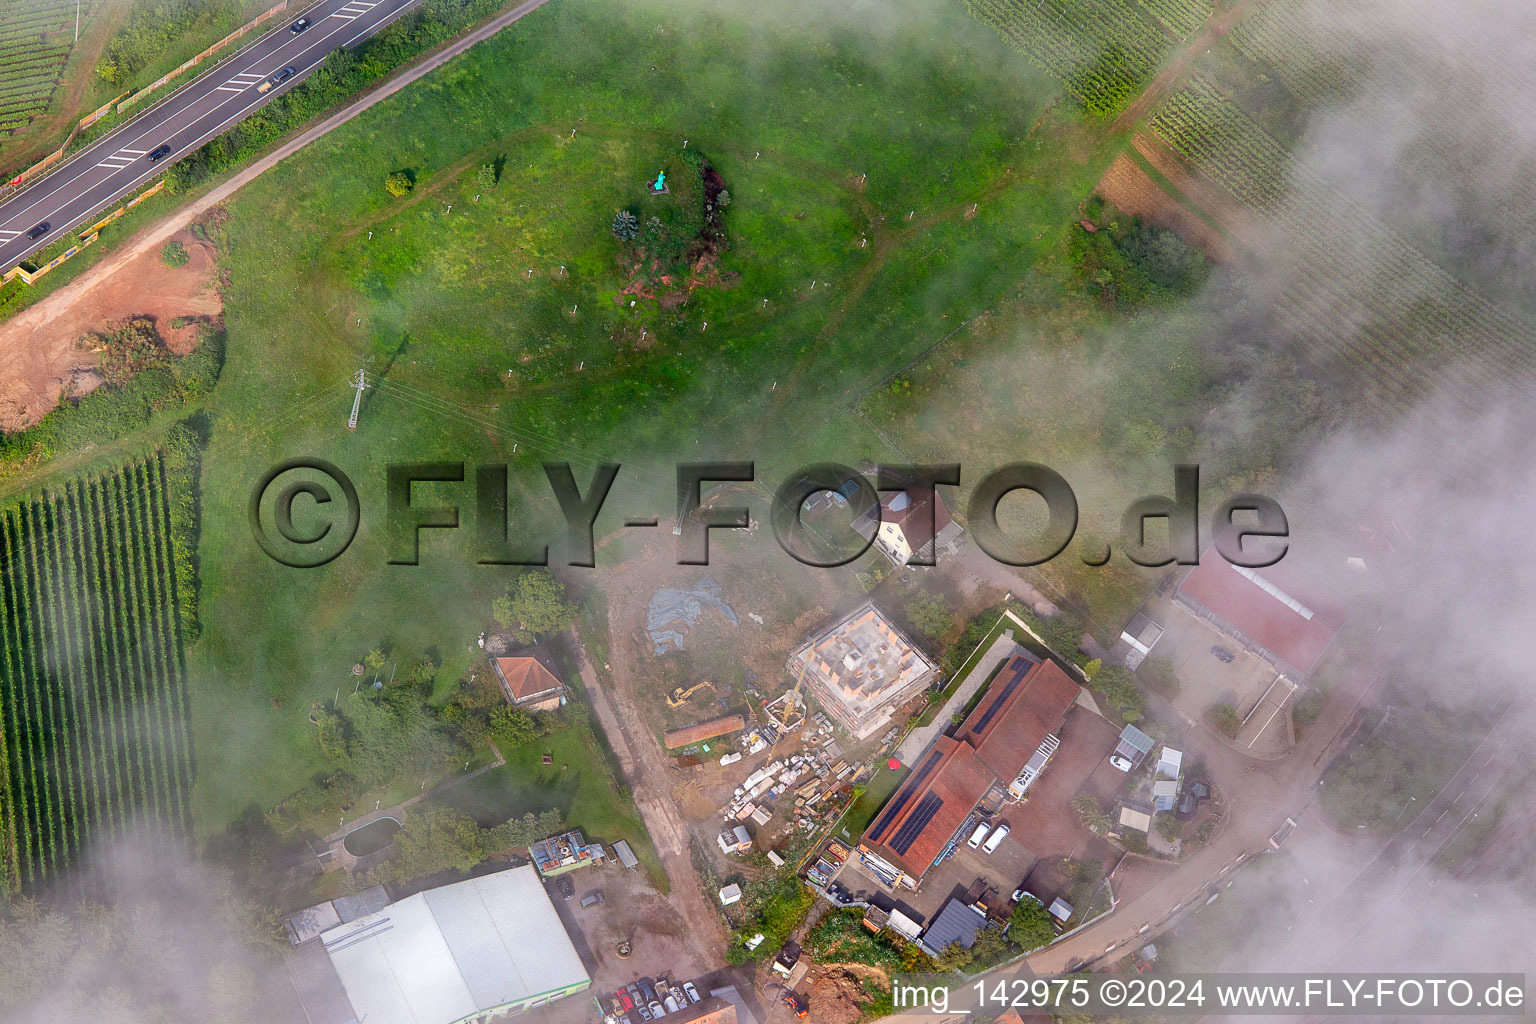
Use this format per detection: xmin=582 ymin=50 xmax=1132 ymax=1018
xmin=0 ymin=229 xmax=221 ymax=431
xmin=806 ymin=963 xmax=889 ymax=1024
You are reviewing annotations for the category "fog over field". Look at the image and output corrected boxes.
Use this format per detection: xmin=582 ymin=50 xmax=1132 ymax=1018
xmin=2 ymin=0 xmax=1534 ymax=1019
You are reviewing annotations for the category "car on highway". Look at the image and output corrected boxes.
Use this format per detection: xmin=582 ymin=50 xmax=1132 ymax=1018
xmin=290 ymin=17 xmax=310 ymax=33
xmin=147 ymin=144 xmax=172 ymax=162
xmin=26 ymin=222 xmax=48 ymax=240
xmin=259 ymin=66 xmax=297 ymax=93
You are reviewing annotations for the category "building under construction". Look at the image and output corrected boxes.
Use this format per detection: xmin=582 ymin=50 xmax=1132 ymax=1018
xmin=787 ymin=603 xmax=937 ymax=739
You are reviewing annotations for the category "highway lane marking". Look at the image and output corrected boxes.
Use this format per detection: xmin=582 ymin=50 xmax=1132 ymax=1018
xmin=0 ymin=0 xmax=407 ymax=246
xmin=0 ymin=0 xmax=422 ymax=262
xmin=0 ymin=1 xmax=319 ymax=225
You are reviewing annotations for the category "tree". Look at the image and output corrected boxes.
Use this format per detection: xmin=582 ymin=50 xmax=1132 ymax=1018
xmin=716 ymin=189 xmax=731 ymax=208
xmin=611 ymin=209 xmax=639 ymax=241
xmin=494 ymin=570 xmax=577 ymax=641
xmin=364 ymin=647 xmax=386 ymax=671
xmin=1155 ymin=813 xmax=1182 ymax=841
xmin=376 ymin=807 xmax=497 ymax=884
xmin=161 ymin=240 xmax=190 ymax=267
xmin=969 ymin=923 xmax=1008 ymax=964
xmin=1073 ymin=792 xmax=1112 ymax=834
xmin=1137 ymin=656 xmax=1180 ymax=698
xmin=932 ymin=940 xmax=973 ymax=972
xmin=1094 ymin=665 xmax=1147 ymax=722
xmin=905 ymin=591 xmax=952 ymax=643
xmin=476 ymin=163 xmax=498 ymax=189
xmin=491 ymin=706 xmax=540 ymax=746
xmin=384 ymin=171 xmax=413 ymax=197
xmin=1009 ymin=897 xmax=1056 ymax=951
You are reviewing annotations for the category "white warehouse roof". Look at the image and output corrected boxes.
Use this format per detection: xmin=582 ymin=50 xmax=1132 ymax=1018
xmin=320 ymin=865 xmax=589 ymax=1024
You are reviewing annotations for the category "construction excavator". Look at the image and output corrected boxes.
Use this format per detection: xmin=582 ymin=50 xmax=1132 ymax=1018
xmin=667 ymin=680 xmax=716 ymax=708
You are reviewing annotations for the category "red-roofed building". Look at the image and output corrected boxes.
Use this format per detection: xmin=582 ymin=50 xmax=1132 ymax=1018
xmin=492 ymin=645 xmax=568 ymax=711
xmin=854 ymin=488 xmax=966 ymax=567
xmin=1175 ymin=541 xmax=1344 ymax=677
xmin=954 ymin=656 xmax=1082 ymax=783
xmin=859 ymin=655 xmax=1081 ymax=887
xmin=860 ymin=736 xmax=994 ymax=884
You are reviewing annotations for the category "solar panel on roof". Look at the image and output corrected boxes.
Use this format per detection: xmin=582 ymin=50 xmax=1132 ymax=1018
xmin=888 ymin=792 xmax=944 ymax=855
xmin=868 ymin=747 xmax=942 ymax=840
xmin=967 ymin=660 xmax=1030 ymax=734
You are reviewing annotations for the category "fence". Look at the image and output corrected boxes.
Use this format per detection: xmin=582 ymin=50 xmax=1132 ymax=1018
xmin=1 ymin=92 xmax=128 ymax=194
xmin=117 ymin=0 xmax=290 ymax=114
xmin=2 ymin=181 xmax=166 ymax=286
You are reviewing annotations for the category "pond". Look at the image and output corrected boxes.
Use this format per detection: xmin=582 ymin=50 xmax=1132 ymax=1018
xmin=343 ymin=816 xmax=401 ymax=857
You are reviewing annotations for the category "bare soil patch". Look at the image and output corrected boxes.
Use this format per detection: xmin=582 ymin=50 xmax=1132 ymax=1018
xmin=1097 ymin=153 xmax=1240 ymax=264
xmin=0 ymin=230 xmax=220 ymax=431
xmin=1130 ymin=134 xmax=1267 ymax=247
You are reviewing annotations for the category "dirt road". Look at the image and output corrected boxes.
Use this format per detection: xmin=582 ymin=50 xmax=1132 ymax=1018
xmin=1114 ymin=0 xmax=1265 ymax=131
xmin=574 ymin=638 xmax=729 ymax=965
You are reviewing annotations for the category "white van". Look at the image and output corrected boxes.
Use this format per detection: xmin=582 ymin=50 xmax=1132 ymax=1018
xmin=967 ymin=823 xmax=990 ymax=849
xmin=982 ymin=824 xmax=1010 ymax=854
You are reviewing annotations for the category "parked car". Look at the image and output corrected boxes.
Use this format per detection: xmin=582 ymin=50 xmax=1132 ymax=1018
xmin=26 ymin=222 xmax=48 ymax=240
xmin=1210 ymin=645 xmax=1236 ymax=663
xmin=663 ymin=995 xmax=681 ymax=1013
xmin=637 ymin=978 xmax=659 ymax=1005
xmin=1013 ymin=888 xmax=1041 ymax=905
xmin=982 ymin=823 xmax=1010 ymax=854
xmin=966 ymin=822 xmax=989 ymax=849
xmin=290 ymin=16 xmax=309 ymax=32
xmin=617 ymin=989 xmax=633 ymax=1011
xmin=147 ymin=143 xmax=172 ymax=162
xmin=648 ymin=1002 xmax=664 ymax=1019
xmin=634 ymin=1004 xmax=652 ymax=1022
xmin=580 ymin=890 xmax=604 ymax=908
xmin=557 ymin=875 xmax=575 ymax=900
xmin=683 ymin=981 xmax=701 ymax=1003
xmin=1109 ymin=754 xmax=1133 ymax=772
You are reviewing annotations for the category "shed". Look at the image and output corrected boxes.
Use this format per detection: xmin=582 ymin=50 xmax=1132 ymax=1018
xmin=1152 ymin=779 xmax=1178 ymax=811
xmin=613 ymin=839 xmax=640 ymax=869
xmin=1155 ymin=746 xmax=1183 ymax=779
xmin=719 ymin=884 xmax=743 ymax=906
xmin=1115 ymin=724 xmax=1156 ymax=765
xmin=1047 ymin=897 xmax=1073 ymax=922
xmin=921 ymin=898 xmax=987 ymax=955
xmin=1118 ymin=806 xmax=1152 ymax=833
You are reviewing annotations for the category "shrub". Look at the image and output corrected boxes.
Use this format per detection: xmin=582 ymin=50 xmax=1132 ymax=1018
xmin=611 ymin=209 xmax=639 ymax=241
xmin=1207 ymin=703 xmax=1241 ymax=738
xmin=384 ymin=171 xmax=413 ymax=197
xmin=160 ymin=240 xmax=189 ymax=267
xmin=476 ymin=163 xmax=498 ymax=189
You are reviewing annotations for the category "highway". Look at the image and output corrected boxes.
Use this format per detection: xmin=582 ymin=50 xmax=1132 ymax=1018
xmin=0 ymin=0 xmax=420 ymax=272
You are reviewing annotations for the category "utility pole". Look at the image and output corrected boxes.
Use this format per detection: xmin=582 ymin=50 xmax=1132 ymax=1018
xmin=75 ymin=0 xmax=80 ymax=43
xmin=346 ymin=369 xmax=368 ymax=430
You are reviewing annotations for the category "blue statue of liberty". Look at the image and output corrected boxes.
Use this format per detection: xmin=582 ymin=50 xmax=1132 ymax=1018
xmin=652 ymin=170 xmax=666 ymax=191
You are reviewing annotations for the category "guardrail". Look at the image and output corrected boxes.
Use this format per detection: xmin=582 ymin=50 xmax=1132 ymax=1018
xmin=116 ymin=0 xmax=290 ymax=114
xmin=1 ymin=181 xmax=166 ymax=286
